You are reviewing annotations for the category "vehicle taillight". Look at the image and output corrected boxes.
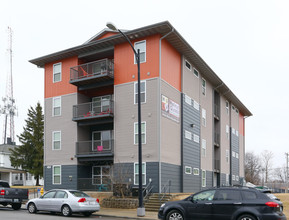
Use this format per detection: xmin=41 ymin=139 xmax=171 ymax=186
xmin=78 ymin=198 xmax=86 ymax=203
xmin=266 ymin=202 xmax=280 ymax=208
xmin=0 ymin=190 xmax=5 ymax=196
xmin=96 ymin=198 xmax=99 ymax=203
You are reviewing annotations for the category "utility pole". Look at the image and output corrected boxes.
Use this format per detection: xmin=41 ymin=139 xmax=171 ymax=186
xmin=286 ymin=152 xmax=289 ymax=193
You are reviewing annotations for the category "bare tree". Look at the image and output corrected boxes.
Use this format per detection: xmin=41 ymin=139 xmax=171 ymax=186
xmin=245 ymin=152 xmax=262 ymax=185
xmin=261 ymin=150 xmax=274 ymax=183
xmin=273 ymin=167 xmax=286 ymax=183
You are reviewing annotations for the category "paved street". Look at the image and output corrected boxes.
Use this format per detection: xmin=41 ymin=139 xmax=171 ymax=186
xmin=0 ymin=207 xmax=125 ymax=220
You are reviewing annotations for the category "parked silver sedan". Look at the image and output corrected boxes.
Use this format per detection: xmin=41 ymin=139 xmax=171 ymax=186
xmin=26 ymin=189 xmax=100 ymax=217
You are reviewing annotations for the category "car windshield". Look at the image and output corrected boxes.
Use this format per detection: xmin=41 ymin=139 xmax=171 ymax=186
xmin=69 ymin=190 xmax=90 ymax=197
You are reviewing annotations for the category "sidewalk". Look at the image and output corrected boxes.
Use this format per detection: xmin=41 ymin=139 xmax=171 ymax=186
xmin=94 ymin=208 xmax=158 ymax=220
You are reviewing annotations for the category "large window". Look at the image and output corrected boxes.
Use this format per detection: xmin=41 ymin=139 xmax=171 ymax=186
xmin=92 ymin=130 xmax=112 ymax=151
xmin=134 ymin=122 xmax=146 ymax=144
xmin=134 ymin=40 xmax=146 ymax=63
xmin=53 ymin=96 xmax=61 ymax=116
xmin=134 ymin=162 xmax=146 ymax=185
xmin=53 ymin=131 xmax=61 ymax=150
xmin=92 ymin=95 xmax=111 ymax=114
xmin=134 ymin=81 xmax=146 ymax=104
xmin=53 ymin=63 xmax=61 ymax=82
xmin=53 ymin=165 xmax=61 ymax=184
xmin=92 ymin=166 xmax=111 ymax=185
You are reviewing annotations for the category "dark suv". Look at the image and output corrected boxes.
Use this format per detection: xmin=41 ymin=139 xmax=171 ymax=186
xmin=158 ymin=186 xmax=286 ymax=220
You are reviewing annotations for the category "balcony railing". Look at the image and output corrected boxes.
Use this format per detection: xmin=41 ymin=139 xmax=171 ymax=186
xmin=78 ymin=178 xmax=112 ymax=192
xmin=76 ymin=140 xmax=114 ymax=156
xmin=73 ymin=100 xmax=114 ymax=121
xmin=214 ymin=159 xmax=220 ymax=171
xmin=70 ymin=59 xmax=114 ymax=85
xmin=214 ymin=104 xmax=220 ymax=119
xmin=214 ymin=132 xmax=220 ymax=146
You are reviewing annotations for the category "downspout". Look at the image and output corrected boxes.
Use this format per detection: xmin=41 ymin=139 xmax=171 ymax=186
xmin=158 ymin=28 xmax=175 ymax=193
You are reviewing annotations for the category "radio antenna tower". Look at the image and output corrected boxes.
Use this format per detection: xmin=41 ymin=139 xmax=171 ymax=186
xmin=0 ymin=26 xmax=17 ymax=145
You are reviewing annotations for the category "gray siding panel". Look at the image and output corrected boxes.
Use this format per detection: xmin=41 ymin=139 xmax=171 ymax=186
xmin=231 ymin=131 xmax=239 ymax=184
xmin=161 ymin=162 xmax=181 ymax=193
xmin=182 ymin=94 xmax=201 ymax=192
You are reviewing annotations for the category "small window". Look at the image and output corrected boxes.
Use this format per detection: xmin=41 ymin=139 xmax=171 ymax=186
xmin=193 ymin=168 xmax=199 ymax=175
xmin=134 ymin=81 xmax=146 ymax=104
xmin=134 ymin=162 xmax=146 ymax=185
xmin=226 ymin=150 xmax=229 ymax=163
xmin=185 ymin=60 xmax=191 ymax=70
xmin=185 ymin=130 xmax=192 ymax=140
xmin=236 ymin=130 xmax=239 ymax=137
xmin=242 ymin=191 xmax=257 ymax=200
xmin=226 ymin=125 xmax=229 ymax=140
xmin=185 ymin=166 xmax=192 ymax=174
xmin=134 ymin=122 xmax=146 ymax=144
xmin=185 ymin=95 xmax=191 ymax=105
xmin=236 ymin=108 xmax=239 ymax=113
xmin=53 ymin=131 xmax=61 ymax=150
xmin=232 ymin=128 xmax=235 ymax=134
xmin=193 ymin=68 xmax=199 ymax=78
xmin=232 ymin=175 xmax=235 ymax=181
xmin=202 ymin=139 xmax=206 ymax=157
xmin=232 ymin=105 xmax=235 ymax=110
xmin=202 ymin=170 xmax=206 ymax=187
xmin=226 ymin=174 xmax=229 ymax=185
xmin=225 ymin=101 xmax=229 ymax=115
xmin=236 ymin=176 xmax=239 ymax=181
xmin=193 ymin=134 xmax=199 ymax=143
xmin=202 ymin=78 xmax=206 ymax=96
xmin=232 ymin=151 xmax=236 ymax=157
xmin=236 ymin=153 xmax=239 ymax=159
xmin=193 ymin=100 xmax=199 ymax=111
xmin=53 ymin=63 xmax=61 ymax=83
xmin=134 ymin=40 xmax=146 ymax=63
xmin=53 ymin=165 xmax=61 ymax=185
xmin=202 ymin=108 xmax=206 ymax=127
xmin=53 ymin=97 xmax=61 ymax=116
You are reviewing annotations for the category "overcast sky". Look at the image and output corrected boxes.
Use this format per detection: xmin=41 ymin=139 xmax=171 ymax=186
xmin=0 ymin=0 xmax=288 ymax=170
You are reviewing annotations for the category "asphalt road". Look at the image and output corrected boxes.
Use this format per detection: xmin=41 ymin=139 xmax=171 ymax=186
xmin=0 ymin=207 xmax=123 ymax=220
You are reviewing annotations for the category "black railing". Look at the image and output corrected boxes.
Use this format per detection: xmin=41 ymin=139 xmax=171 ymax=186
xmin=78 ymin=178 xmax=112 ymax=192
xmin=214 ymin=104 xmax=220 ymax=119
xmin=73 ymin=100 xmax=114 ymax=120
xmin=214 ymin=159 xmax=220 ymax=171
xmin=214 ymin=132 xmax=220 ymax=146
xmin=76 ymin=140 xmax=114 ymax=156
xmin=70 ymin=59 xmax=114 ymax=82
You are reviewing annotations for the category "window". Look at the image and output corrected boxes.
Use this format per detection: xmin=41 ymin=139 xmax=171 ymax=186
xmin=226 ymin=125 xmax=229 ymax=140
xmin=134 ymin=122 xmax=146 ymax=144
xmin=53 ymin=165 xmax=61 ymax=184
xmin=92 ymin=130 xmax=112 ymax=151
xmin=236 ymin=176 xmax=239 ymax=181
xmin=92 ymin=95 xmax=111 ymax=114
xmin=226 ymin=150 xmax=229 ymax=163
xmin=185 ymin=166 xmax=192 ymax=174
xmin=53 ymin=96 xmax=61 ymax=116
xmin=55 ymin=191 xmax=68 ymax=199
xmin=92 ymin=166 xmax=111 ymax=185
xmin=53 ymin=131 xmax=61 ymax=150
xmin=193 ymin=134 xmax=199 ymax=143
xmin=134 ymin=40 xmax=146 ymax=63
xmin=43 ymin=191 xmax=56 ymax=198
xmin=202 ymin=108 xmax=206 ymax=127
xmin=134 ymin=162 xmax=146 ymax=185
xmin=242 ymin=191 xmax=257 ymax=200
xmin=236 ymin=153 xmax=239 ymax=159
xmin=226 ymin=174 xmax=229 ymax=185
xmin=134 ymin=81 xmax=146 ymax=104
xmin=236 ymin=130 xmax=239 ymax=136
xmin=193 ymin=190 xmax=215 ymax=202
xmin=232 ymin=128 xmax=235 ymax=135
xmin=232 ymin=175 xmax=235 ymax=181
xmin=232 ymin=151 xmax=236 ymax=157
xmin=202 ymin=139 xmax=206 ymax=157
xmin=193 ymin=100 xmax=199 ymax=110
xmin=225 ymin=101 xmax=229 ymax=115
xmin=202 ymin=78 xmax=206 ymax=95
xmin=185 ymin=95 xmax=191 ymax=105
xmin=232 ymin=105 xmax=235 ymax=111
xmin=193 ymin=168 xmax=199 ymax=175
xmin=53 ymin=63 xmax=61 ymax=82
xmin=216 ymin=190 xmax=241 ymax=200
xmin=202 ymin=170 xmax=206 ymax=187
xmin=193 ymin=68 xmax=199 ymax=78
xmin=185 ymin=60 xmax=191 ymax=70
xmin=185 ymin=130 xmax=192 ymax=140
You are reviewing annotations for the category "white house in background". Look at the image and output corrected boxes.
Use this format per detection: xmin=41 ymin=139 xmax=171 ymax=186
xmin=0 ymin=144 xmax=44 ymax=186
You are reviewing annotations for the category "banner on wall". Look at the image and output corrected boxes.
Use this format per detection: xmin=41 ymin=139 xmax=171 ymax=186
xmin=161 ymin=95 xmax=179 ymax=123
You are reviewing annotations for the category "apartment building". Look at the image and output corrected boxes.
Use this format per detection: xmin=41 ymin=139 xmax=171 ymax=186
xmin=30 ymin=21 xmax=252 ymax=193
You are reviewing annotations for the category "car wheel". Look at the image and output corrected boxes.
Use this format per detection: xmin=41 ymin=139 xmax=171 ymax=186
xmin=83 ymin=212 xmax=92 ymax=217
xmin=28 ymin=202 xmax=37 ymax=213
xmin=166 ymin=209 xmax=184 ymax=220
xmin=237 ymin=214 xmax=257 ymax=220
xmin=12 ymin=203 xmax=22 ymax=210
xmin=61 ymin=205 xmax=72 ymax=217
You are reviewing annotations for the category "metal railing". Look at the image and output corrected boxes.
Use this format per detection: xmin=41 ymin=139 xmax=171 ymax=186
xmin=73 ymin=100 xmax=114 ymax=120
xmin=214 ymin=159 xmax=220 ymax=170
xmin=70 ymin=59 xmax=114 ymax=82
xmin=76 ymin=140 xmax=114 ymax=156
xmin=214 ymin=132 xmax=220 ymax=146
xmin=159 ymin=180 xmax=171 ymax=203
xmin=78 ymin=178 xmax=112 ymax=192
xmin=143 ymin=181 xmax=154 ymax=204
xmin=214 ymin=104 xmax=220 ymax=118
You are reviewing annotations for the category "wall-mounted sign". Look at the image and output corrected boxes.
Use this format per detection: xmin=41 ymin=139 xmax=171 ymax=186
xmin=162 ymin=95 xmax=179 ymax=123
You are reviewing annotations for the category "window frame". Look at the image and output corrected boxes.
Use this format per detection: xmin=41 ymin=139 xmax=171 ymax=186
xmin=185 ymin=166 xmax=192 ymax=174
xmin=202 ymin=108 xmax=206 ymax=127
xmin=134 ymin=121 xmax=146 ymax=145
xmin=202 ymin=78 xmax=206 ymax=96
xmin=52 ymin=131 xmax=61 ymax=150
xmin=134 ymin=40 xmax=146 ymax=64
xmin=134 ymin=80 xmax=146 ymax=104
xmin=134 ymin=162 xmax=146 ymax=185
xmin=185 ymin=130 xmax=192 ymax=140
xmin=202 ymin=170 xmax=206 ymax=187
xmin=202 ymin=139 xmax=206 ymax=157
xmin=193 ymin=168 xmax=200 ymax=175
xmin=53 ymin=62 xmax=62 ymax=83
xmin=185 ymin=60 xmax=192 ymax=71
xmin=92 ymin=165 xmax=111 ymax=185
xmin=193 ymin=68 xmax=199 ymax=78
xmin=53 ymin=165 xmax=61 ymax=185
xmin=225 ymin=101 xmax=229 ymax=115
xmin=52 ymin=96 xmax=61 ymax=117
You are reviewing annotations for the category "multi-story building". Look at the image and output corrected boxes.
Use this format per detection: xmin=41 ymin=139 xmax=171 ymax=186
xmin=30 ymin=21 xmax=251 ymax=193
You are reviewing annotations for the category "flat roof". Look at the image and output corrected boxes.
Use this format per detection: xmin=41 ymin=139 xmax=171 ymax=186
xmin=30 ymin=21 xmax=252 ymax=116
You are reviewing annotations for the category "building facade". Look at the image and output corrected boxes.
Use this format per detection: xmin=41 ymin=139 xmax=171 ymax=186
xmin=30 ymin=21 xmax=251 ymax=193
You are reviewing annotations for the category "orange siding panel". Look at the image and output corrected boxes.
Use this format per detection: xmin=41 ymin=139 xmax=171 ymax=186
xmin=161 ymin=39 xmax=181 ymax=91
xmin=45 ymin=56 xmax=78 ymax=98
xmin=239 ymin=113 xmax=245 ymax=136
xmin=97 ymin=32 xmax=118 ymax=40
xmin=114 ymin=35 xmax=160 ymax=85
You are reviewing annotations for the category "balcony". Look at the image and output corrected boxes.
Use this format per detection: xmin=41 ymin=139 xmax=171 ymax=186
xmin=214 ymin=104 xmax=220 ymax=120
xmin=214 ymin=159 xmax=220 ymax=173
xmin=75 ymin=140 xmax=114 ymax=162
xmin=70 ymin=59 xmax=114 ymax=89
xmin=214 ymin=132 xmax=220 ymax=147
xmin=73 ymin=100 xmax=113 ymax=125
